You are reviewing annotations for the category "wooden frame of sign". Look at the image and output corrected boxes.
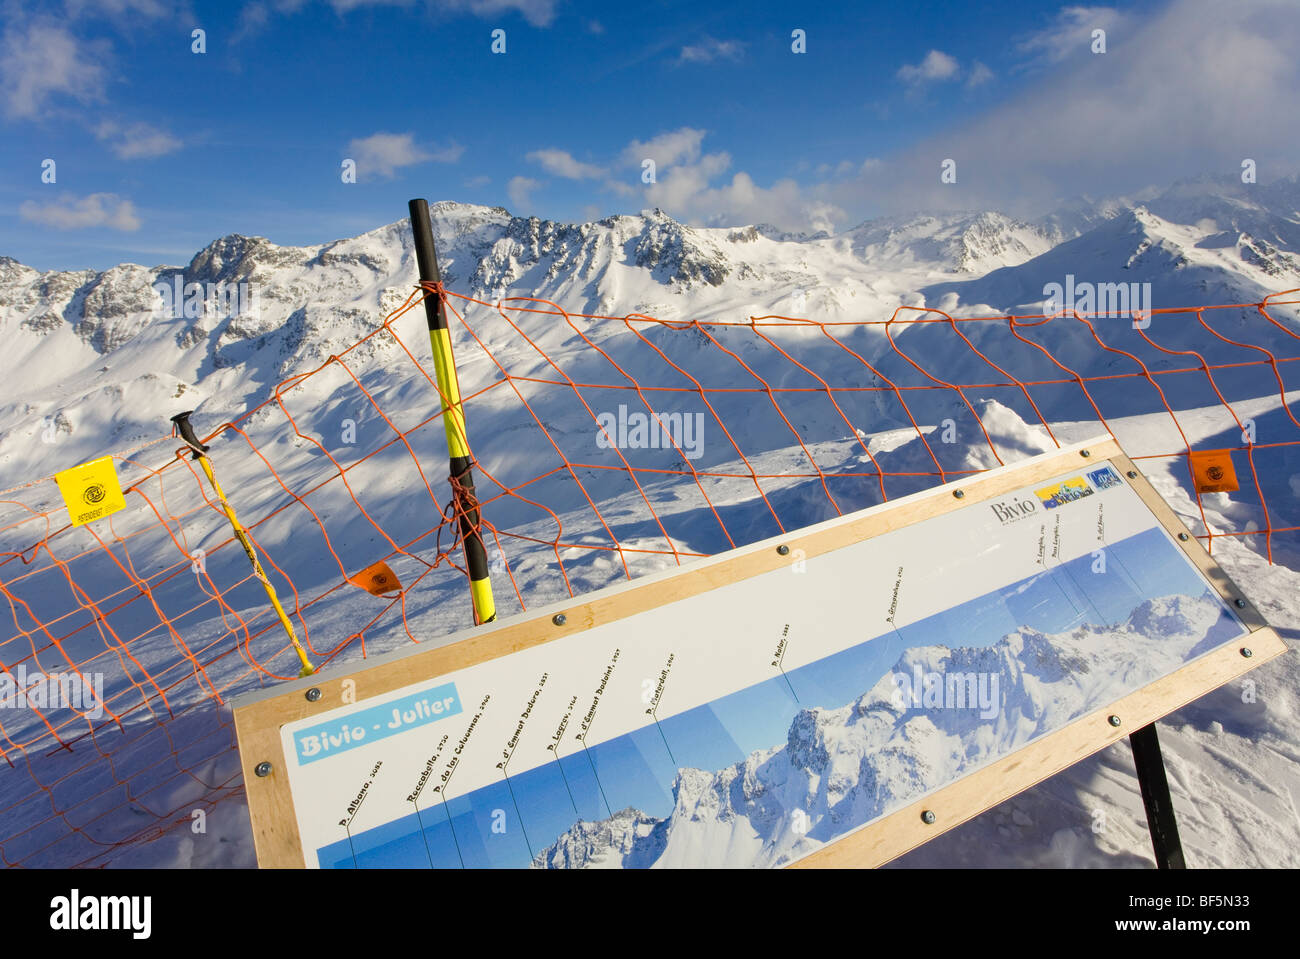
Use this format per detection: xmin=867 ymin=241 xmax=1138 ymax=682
xmin=232 ymin=436 xmax=1285 ymax=869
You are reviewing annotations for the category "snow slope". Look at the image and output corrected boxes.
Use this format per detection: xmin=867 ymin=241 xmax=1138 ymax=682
xmin=1 ymin=174 xmax=1298 ymax=868
xmin=2 ymin=176 xmax=1297 ymax=494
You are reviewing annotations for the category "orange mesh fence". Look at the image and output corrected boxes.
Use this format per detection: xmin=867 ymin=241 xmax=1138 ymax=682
xmin=1 ymin=284 xmax=1299 ymax=867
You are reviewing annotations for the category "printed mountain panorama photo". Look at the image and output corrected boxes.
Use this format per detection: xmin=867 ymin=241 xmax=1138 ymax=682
xmin=309 ymin=517 xmax=1246 ymax=870
xmin=535 ymin=585 xmax=1237 ymax=869
xmin=2 ymin=0 xmax=1299 ymax=883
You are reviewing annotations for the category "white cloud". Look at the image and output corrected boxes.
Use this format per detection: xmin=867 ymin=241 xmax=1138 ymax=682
xmin=239 ymin=0 xmax=559 ymax=36
xmin=95 ymin=121 xmax=182 ymax=159
xmin=233 ymin=3 xmax=272 ymax=42
xmin=896 ymin=49 xmax=959 ymax=85
xmin=1017 ymin=6 xmax=1124 ymax=66
xmin=832 ymin=0 xmax=1300 ymax=215
xmin=644 ymin=150 xmax=732 ymax=210
xmin=0 ymin=22 xmax=107 ymax=118
xmin=507 ymin=175 xmax=539 ymax=211
xmin=619 ymin=128 xmax=707 ymax=168
xmin=967 ymin=61 xmax=994 ymax=88
xmin=345 ymin=132 xmax=460 ymax=179
xmin=433 ymin=0 xmax=558 ymax=27
xmin=506 ymin=127 xmax=850 ymax=234
xmin=326 ymin=0 xmax=415 ymax=11
xmin=64 ymin=0 xmax=171 ymax=17
xmin=615 ymin=128 xmax=847 ymax=234
xmin=20 ymin=193 xmax=141 ymax=231
xmin=896 ymin=50 xmax=992 ymax=90
xmin=526 ymin=148 xmax=606 ymax=179
xmin=678 ymin=37 xmax=744 ymax=64
xmin=818 ymin=158 xmax=880 ymax=179
xmin=658 ymin=170 xmax=846 ymax=235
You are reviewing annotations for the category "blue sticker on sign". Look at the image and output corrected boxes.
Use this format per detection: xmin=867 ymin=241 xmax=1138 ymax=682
xmin=1087 ymin=466 xmax=1122 ymax=490
xmin=293 ymin=682 xmax=462 ymax=765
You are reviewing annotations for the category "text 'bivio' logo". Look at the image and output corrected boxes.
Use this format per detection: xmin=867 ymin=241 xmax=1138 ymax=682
xmin=989 ymin=495 xmax=1037 ymax=525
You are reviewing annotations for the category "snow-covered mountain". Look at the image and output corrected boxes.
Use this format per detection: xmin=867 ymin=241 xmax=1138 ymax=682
xmin=846 ymin=210 xmax=1058 ymax=274
xmin=533 ymin=593 xmax=1237 ymax=869
xmin=3 ymin=175 xmax=1297 ymax=495
xmin=924 ymin=205 xmax=1300 ymax=315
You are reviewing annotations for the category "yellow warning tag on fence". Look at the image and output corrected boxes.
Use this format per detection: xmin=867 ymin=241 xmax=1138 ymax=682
xmin=1189 ymin=449 xmax=1239 ymax=493
xmin=55 ymin=456 xmax=127 ymax=526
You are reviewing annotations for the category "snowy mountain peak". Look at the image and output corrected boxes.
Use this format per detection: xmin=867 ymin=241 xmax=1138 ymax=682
xmin=1124 ymin=593 xmax=1224 ymax=641
xmin=846 ymin=210 xmax=1056 ymax=274
xmin=185 ymin=233 xmax=277 ymax=280
xmin=531 ymin=807 xmax=666 ymax=869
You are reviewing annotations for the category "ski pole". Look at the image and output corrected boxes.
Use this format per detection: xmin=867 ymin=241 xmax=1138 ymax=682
xmin=408 ymin=198 xmax=496 ymax=625
xmin=171 ymin=411 xmax=315 ymax=676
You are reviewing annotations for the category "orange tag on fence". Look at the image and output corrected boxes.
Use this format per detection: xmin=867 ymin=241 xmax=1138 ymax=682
xmin=347 ymin=561 xmax=402 ymax=596
xmin=1189 ymin=449 xmax=1238 ymax=493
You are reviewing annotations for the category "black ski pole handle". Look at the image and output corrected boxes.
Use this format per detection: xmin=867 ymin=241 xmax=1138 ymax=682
xmin=171 ymin=411 xmax=210 ymax=457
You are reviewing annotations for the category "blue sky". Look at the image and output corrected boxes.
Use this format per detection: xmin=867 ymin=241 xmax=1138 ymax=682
xmin=3 ymin=0 xmax=1298 ymax=270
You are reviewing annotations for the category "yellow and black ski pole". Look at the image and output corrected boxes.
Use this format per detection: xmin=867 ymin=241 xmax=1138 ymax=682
xmin=409 ymin=198 xmax=496 ymax=625
xmin=171 ymin=411 xmax=315 ymax=676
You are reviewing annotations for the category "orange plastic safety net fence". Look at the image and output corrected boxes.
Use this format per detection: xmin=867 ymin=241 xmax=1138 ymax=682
xmin=1 ymin=285 xmax=1298 ymax=866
